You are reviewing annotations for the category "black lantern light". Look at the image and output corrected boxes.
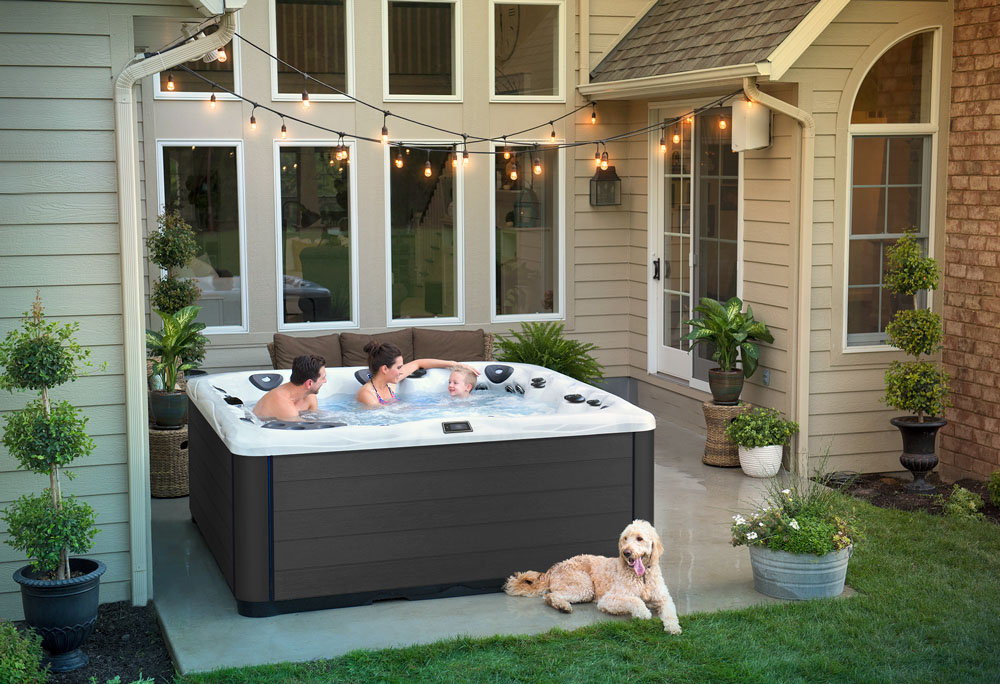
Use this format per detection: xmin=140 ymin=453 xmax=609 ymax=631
xmin=589 ymin=165 xmax=621 ymax=206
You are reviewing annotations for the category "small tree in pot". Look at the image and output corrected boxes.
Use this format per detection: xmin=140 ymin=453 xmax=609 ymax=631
xmin=883 ymin=231 xmax=950 ymax=493
xmin=683 ymin=296 xmax=773 ymax=404
xmin=0 ymin=295 xmax=104 ymax=672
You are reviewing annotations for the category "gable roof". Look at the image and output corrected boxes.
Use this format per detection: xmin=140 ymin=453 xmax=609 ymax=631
xmin=590 ymin=0 xmax=823 ymax=84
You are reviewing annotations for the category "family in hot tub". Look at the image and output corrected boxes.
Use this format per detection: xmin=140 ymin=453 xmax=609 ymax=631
xmin=251 ymin=341 xmax=480 ymax=421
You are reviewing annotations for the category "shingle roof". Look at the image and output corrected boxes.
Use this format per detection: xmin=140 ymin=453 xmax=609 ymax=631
xmin=590 ymin=0 xmax=821 ymax=83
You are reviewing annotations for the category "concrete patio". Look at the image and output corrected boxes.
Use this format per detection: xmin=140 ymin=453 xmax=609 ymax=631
xmin=151 ymin=407 xmax=795 ymax=675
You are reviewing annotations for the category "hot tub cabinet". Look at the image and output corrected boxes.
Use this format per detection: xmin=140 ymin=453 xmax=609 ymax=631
xmin=186 ymin=364 xmax=654 ymax=617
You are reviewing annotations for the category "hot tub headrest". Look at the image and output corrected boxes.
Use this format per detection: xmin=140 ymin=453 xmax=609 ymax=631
xmin=484 ymin=365 xmax=514 ymax=384
xmin=249 ymin=373 xmax=283 ymax=391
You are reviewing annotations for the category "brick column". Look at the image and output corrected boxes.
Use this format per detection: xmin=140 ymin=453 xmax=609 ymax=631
xmin=941 ymin=0 xmax=1000 ymax=480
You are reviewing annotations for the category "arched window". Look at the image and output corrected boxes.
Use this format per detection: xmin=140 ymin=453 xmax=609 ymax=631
xmin=846 ymin=31 xmax=936 ymax=347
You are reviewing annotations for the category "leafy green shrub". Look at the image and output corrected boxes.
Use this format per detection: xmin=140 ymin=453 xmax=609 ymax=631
xmin=724 ymin=407 xmax=799 ymax=448
xmin=0 ymin=295 xmax=100 ymax=579
xmin=988 ymin=471 xmax=1000 ymax=507
xmin=682 ymin=296 xmax=773 ymax=378
xmin=495 ymin=322 xmax=604 ymax=385
xmin=883 ymin=360 xmax=950 ymax=420
xmin=884 ymin=309 xmax=942 ymax=357
xmin=95 ymin=676 xmax=156 ymax=684
xmin=150 ymin=275 xmax=201 ymax=316
xmin=146 ymin=211 xmax=202 ymax=316
xmin=146 ymin=306 xmax=208 ymax=392
xmin=884 ymin=231 xmax=940 ymax=295
xmin=936 ymin=485 xmax=985 ymax=522
xmin=0 ymin=620 xmax=47 ymax=684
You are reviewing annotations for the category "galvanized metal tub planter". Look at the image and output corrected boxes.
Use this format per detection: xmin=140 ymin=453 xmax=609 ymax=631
xmin=748 ymin=545 xmax=851 ymax=600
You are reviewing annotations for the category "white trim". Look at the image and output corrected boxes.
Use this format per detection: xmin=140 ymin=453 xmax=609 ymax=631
xmin=842 ymin=28 xmax=940 ymax=350
xmin=488 ymin=0 xmax=566 ymax=103
xmin=155 ymin=139 xmax=249 ymax=334
xmin=153 ymin=14 xmax=243 ymax=100
xmin=381 ymin=140 xmax=466 ymax=327
xmin=579 ymin=63 xmax=764 ymax=100
xmin=764 ymin=0 xmax=851 ymax=81
xmin=489 ymin=140 xmax=566 ymax=323
xmin=273 ymin=139 xmax=361 ymax=331
xmin=268 ymin=0 xmax=355 ymax=103
xmin=382 ymin=0 xmax=463 ymax=102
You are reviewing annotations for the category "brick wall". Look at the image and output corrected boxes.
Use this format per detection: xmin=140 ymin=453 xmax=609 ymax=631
xmin=941 ymin=0 xmax=1000 ymax=481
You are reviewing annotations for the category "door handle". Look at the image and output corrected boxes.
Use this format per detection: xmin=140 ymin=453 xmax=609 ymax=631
xmin=652 ymin=258 xmax=661 ymax=281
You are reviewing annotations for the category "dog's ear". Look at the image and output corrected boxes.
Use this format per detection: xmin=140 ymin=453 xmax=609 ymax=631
xmin=650 ymin=528 xmax=664 ymax=564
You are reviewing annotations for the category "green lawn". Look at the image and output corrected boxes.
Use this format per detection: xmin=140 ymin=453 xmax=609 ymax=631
xmin=181 ymin=497 xmax=1000 ymax=684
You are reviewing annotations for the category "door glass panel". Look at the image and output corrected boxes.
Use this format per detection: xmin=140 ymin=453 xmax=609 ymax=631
xmin=663 ymin=119 xmax=691 ymax=350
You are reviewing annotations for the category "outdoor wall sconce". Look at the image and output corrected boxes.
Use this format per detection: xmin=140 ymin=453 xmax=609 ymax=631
xmin=590 ymin=166 xmax=621 ymax=206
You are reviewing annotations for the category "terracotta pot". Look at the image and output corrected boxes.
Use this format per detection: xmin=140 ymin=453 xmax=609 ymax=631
xmin=708 ymin=368 xmax=744 ymax=405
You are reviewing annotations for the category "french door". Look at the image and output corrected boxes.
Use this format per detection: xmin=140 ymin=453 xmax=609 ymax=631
xmin=651 ymin=106 xmax=740 ymax=385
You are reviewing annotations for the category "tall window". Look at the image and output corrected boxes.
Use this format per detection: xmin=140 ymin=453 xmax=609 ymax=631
xmin=158 ymin=23 xmax=238 ymax=97
xmin=273 ymin=0 xmax=349 ymax=99
xmin=385 ymin=1 xmax=459 ymax=99
xmin=492 ymin=2 xmax=563 ymax=99
xmin=847 ymin=32 xmax=935 ymax=346
xmin=388 ymin=146 xmax=458 ymax=321
xmin=494 ymin=145 xmax=561 ymax=317
xmin=277 ymin=145 xmax=354 ymax=325
xmin=160 ymin=144 xmax=244 ymax=330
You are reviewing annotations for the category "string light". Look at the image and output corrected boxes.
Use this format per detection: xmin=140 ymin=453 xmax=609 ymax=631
xmin=533 ymin=156 xmax=542 ymax=175
xmin=594 ymin=143 xmax=601 ymax=168
xmin=216 ymin=47 xmax=227 ymax=63
xmin=381 ymin=112 xmax=389 ymax=144
xmin=424 ymin=157 xmax=432 ymax=178
xmin=746 ymin=98 xmax=754 ymax=109
xmin=166 ymin=73 xmax=175 ymax=91
xmin=659 ymin=133 xmax=666 ymax=153
xmin=509 ymin=163 xmax=518 ymax=181
xmin=600 ymin=150 xmax=609 ymax=171
xmin=452 ymin=145 xmax=458 ymax=169
xmin=209 ymin=92 xmax=217 ymax=109
xmin=503 ymin=137 xmax=511 ymax=160
xmin=591 ymin=103 xmax=597 ymax=125
xmin=462 ymin=135 xmax=469 ymax=166
xmin=281 ymin=119 xmax=287 ymax=138
xmin=686 ymin=116 xmax=694 ymax=124
xmin=249 ymin=106 xmax=257 ymax=130
xmin=549 ymin=121 xmax=556 ymax=144
xmin=719 ymin=118 xmax=727 ymax=130
xmin=302 ymin=89 xmax=310 ymax=107
xmin=394 ymin=148 xmax=404 ymax=168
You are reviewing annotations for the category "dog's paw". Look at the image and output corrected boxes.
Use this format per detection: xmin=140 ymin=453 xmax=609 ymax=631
xmin=663 ymin=621 xmax=682 ymax=635
xmin=634 ymin=606 xmax=652 ymax=620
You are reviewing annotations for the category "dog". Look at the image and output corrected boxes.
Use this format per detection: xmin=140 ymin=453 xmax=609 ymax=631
xmin=503 ymin=519 xmax=681 ymax=634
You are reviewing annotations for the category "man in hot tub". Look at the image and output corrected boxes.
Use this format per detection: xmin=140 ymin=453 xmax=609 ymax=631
xmin=252 ymin=354 xmax=326 ymax=421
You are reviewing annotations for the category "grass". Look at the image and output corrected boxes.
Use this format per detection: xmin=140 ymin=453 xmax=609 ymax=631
xmin=179 ymin=496 xmax=1000 ymax=684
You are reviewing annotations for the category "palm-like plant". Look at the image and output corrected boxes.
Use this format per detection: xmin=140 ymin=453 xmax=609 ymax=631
xmin=495 ymin=321 xmax=604 ymax=385
xmin=682 ymin=296 xmax=773 ymax=379
xmin=146 ymin=306 xmax=207 ymax=392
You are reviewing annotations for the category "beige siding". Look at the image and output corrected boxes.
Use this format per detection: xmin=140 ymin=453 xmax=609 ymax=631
xmin=785 ymin=0 xmax=953 ymax=473
xmin=0 ymin=0 xmax=192 ymax=621
xmin=588 ymin=0 xmax=654 ymax=72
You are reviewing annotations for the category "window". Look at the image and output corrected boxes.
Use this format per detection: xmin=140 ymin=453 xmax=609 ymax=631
xmin=160 ymin=143 xmax=245 ymax=330
xmin=277 ymin=144 xmax=355 ymax=326
xmin=272 ymin=0 xmax=351 ymax=100
xmin=384 ymin=0 xmax=460 ymax=100
xmin=388 ymin=146 xmax=460 ymax=322
xmin=491 ymin=1 xmax=563 ymax=100
xmin=847 ymin=32 xmax=935 ymax=347
xmin=493 ymin=144 xmax=562 ymax=318
xmin=157 ymin=22 xmax=240 ymax=99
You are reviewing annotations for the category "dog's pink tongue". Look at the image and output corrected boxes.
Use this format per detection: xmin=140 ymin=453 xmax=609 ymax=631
xmin=631 ymin=557 xmax=645 ymax=577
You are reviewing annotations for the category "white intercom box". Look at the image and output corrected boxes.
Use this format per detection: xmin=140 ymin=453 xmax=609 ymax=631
xmin=731 ymin=99 xmax=771 ymax=152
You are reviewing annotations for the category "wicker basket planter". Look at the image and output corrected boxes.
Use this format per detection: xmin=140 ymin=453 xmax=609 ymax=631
xmin=702 ymin=402 xmax=751 ymax=467
xmin=149 ymin=425 xmax=189 ymax=497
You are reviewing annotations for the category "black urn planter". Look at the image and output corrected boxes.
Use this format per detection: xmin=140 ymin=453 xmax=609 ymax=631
xmin=13 ymin=558 xmax=106 ymax=673
xmin=890 ymin=416 xmax=947 ymax=494
xmin=708 ymin=368 xmax=744 ymax=405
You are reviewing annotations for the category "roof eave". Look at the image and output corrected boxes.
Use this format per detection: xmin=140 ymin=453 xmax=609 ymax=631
xmin=579 ymin=63 xmax=768 ymax=100
xmin=765 ymin=0 xmax=852 ymax=80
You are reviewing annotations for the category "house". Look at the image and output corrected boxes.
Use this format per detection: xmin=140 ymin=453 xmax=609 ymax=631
xmin=1 ymin=0 xmax=997 ymax=620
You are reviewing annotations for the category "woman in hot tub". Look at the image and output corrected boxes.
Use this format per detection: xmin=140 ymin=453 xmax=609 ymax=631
xmin=356 ymin=341 xmax=477 ymax=407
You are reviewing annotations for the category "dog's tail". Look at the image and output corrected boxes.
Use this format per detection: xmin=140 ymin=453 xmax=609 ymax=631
xmin=503 ymin=570 xmax=550 ymax=597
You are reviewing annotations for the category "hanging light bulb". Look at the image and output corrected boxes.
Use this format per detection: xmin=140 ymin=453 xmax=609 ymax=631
xmin=533 ymin=156 xmax=542 ymax=175
xmin=302 ymin=89 xmax=310 ymax=107
xmin=673 ymin=126 xmax=680 ymax=144
xmin=451 ymin=146 xmax=458 ymax=168
xmin=594 ymin=144 xmax=601 ymax=168
xmin=686 ymin=115 xmax=694 ymax=124
xmin=503 ymin=137 xmax=511 ymax=160
xmin=659 ymin=135 xmax=666 ymax=153
xmin=600 ymin=151 xmax=609 ymax=171
xmin=381 ymin=112 xmax=389 ymax=144
xmin=509 ymin=163 xmax=518 ymax=181
xmin=424 ymin=160 xmax=432 ymax=177
xmin=281 ymin=121 xmax=288 ymax=139
xmin=463 ymin=149 xmax=470 ymax=166
xmin=719 ymin=118 xmax=727 ymax=130
xmin=746 ymin=99 xmax=754 ymax=109
xmin=591 ymin=104 xmax=597 ymax=125
xmin=549 ymin=122 xmax=556 ymax=143
xmin=395 ymin=149 xmax=404 ymax=168
xmin=216 ymin=47 xmax=228 ymax=63
xmin=329 ymin=155 xmax=335 ymax=166
xmin=249 ymin=114 xmax=256 ymax=130
xmin=166 ymin=73 xmax=175 ymax=91
xmin=209 ymin=92 xmax=217 ymax=109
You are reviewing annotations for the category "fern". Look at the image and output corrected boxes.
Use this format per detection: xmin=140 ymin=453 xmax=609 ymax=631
xmin=494 ymin=322 xmax=605 ymax=385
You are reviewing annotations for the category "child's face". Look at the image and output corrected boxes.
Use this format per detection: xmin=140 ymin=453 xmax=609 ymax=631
xmin=448 ymin=371 xmax=473 ymax=398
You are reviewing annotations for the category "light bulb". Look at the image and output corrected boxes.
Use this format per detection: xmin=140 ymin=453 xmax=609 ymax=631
xmin=424 ymin=161 xmax=432 ymax=177
xmin=686 ymin=116 xmax=694 ymax=124
xmin=341 ymin=147 xmax=349 ymax=161
xmin=673 ymin=133 xmax=680 ymax=144
xmin=166 ymin=74 xmax=175 ymax=91
xmin=746 ymin=99 xmax=753 ymax=109
xmin=591 ymin=109 xmax=597 ymax=124
xmin=281 ymin=123 xmax=287 ymax=139
xmin=452 ymin=154 xmax=458 ymax=169
xmin=394 ymin=151 xmax=404 ymax=168
xmin=302 ymin=89 xmax=310 ymax=107
xmin=659 ymin=136 xmax=666 ymax=153
xmin=381 ymin=125 xmax=389 ymax=144
xmin=594 ymin=151 xmax=601 ymax=167
xmin=510 ymin=164 xmax=518 ymax=181
xmin=503 ymin=147 xmax=511 ymax=160
xmin=249 ymin=114 xmax=256 ymax=130
xmin=600 ymin=151 xmax=608 ymax=171
xmin=719 ymin=119 xmax=727 ymax=130
xmin=209 ymin=93 xmax=216 ymax=109
xmin=463 ymin=150 xmax=469 ymax=166
xmin=216 ymin=47 xmax=227 ymax=63
xmin=550 ymin=128 xmax=556 ymax=143
xmin=533 ymin=158 xmax=542 ymax=175
xmin=329 ymin=157 xmax=335 ymax=166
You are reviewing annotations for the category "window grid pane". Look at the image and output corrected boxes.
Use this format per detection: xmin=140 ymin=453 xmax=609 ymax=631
xmin=388 ymin=1 xmax=454 ymax=96
xmin=494 ymin=3 xmax=560 ymax=97
xmin=275 ymin=0 xmax=347 ymax=95
xmin=851 ymin=32 xmax=932 ymax=124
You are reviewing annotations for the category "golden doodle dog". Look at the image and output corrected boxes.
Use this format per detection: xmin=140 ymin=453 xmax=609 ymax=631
xmin=503 ymin=519 xmax=681 ymax=634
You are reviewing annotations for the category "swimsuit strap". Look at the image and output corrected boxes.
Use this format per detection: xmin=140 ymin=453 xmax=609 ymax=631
xmin=370 ymin=379 xmax=396 ymax=404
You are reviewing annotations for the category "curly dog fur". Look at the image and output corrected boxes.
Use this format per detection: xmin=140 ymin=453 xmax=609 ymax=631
xmin=503 ymin=519 xmax=681 ymax=634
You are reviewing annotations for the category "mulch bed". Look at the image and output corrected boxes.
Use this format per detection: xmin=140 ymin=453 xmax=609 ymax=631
xmin=20 ymin=471 xmax=998 ymax=683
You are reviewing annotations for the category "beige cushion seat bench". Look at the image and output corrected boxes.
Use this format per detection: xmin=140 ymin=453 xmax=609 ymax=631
xmin=266 ymin=327 xmax=494 ymax=370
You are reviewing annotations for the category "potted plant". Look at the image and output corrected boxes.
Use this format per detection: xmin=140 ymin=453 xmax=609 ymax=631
xmin=883 ymin=231 xmax=950 ymax=493
xmin=730 ymin=475 xmax=855 ymax=600
xmin=725 ymin=407 xmax=800 ymax=478
xmin=0 ymin=295 xmax=104 ymax=672
xmin=145 ymin=306 xmax=207 ymax=428
xmin=683 ymin=296 xmax=774 ymax=404
xmin=495 ymin=321 xmax=604 ymax=385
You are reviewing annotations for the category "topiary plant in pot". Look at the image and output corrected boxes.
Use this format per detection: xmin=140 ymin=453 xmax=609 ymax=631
xmin=882 ymin=231 xmax=950 ymax=493
xmin=146 ymin=306 xmax=207 ymax=428
xmin=0 ymin=295 xmax=104 ymax=673
xmin=495 ymin=321 xmax=604 ymax=386
xmin=683 ymin=296 xmax=774 ymax=404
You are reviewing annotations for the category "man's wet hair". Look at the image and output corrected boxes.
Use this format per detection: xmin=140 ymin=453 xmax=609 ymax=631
xmin=290 ymin=354 xmax=326 ymax=385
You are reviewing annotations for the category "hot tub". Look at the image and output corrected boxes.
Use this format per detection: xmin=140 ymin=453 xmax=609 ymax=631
xmin=185 ymin=363 xmax=655 ymax=617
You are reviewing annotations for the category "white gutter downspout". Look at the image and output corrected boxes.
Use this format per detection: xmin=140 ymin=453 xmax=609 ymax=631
xmin=743 ymin=76 xmax=815 ymax=478
xmin=113 ymin=11 xmax=237 ymax=606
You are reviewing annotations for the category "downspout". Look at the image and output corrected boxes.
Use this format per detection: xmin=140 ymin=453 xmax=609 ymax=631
xmin=113 ymin=10 xmax=237 ymax=606
xmin=742 ymin=77 xmax=815 ymax=477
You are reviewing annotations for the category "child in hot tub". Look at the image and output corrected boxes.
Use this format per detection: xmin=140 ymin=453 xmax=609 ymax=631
xmin=447 ymin=366 xmax=477 ymax=398
xmin=356 ymin=341 xmax=478 ymax=407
